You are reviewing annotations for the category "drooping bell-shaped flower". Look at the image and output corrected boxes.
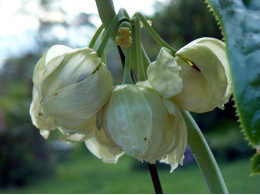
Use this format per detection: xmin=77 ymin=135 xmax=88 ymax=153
xmin=30 ymin=45 xmax=113 ymax=138
xmin=148 ymin=38 xmax=231 ymax=113
xmin=102 ymin=84 xmax=187 ymax=171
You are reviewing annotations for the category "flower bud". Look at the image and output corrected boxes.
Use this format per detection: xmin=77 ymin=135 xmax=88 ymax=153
xmin=102 ymin=84 xmax=187 ymax=171
xmin=173 ymin=38 xmax=231 ymax=113
xmin=30 ymin=45 xmax=113 ymax=136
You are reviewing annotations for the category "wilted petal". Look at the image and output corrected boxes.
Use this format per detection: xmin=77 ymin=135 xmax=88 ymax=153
xmin=147 ymin=47 xmax=183 ymax=98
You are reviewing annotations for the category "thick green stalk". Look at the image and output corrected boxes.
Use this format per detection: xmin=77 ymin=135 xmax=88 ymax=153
xmin=95 ymin=0 xmax=117 ymax=40
xmin=182 ymin=111 xmax=228 ymax=194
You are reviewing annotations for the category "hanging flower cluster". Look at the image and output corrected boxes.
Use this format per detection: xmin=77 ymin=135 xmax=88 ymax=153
xmin=30 ymin=11 xmax=231 ymax=172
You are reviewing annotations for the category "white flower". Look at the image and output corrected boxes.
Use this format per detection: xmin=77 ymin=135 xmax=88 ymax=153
xmin=30 ymin=45 xmax=113 ymax=138
xmin=148 ymin=38 xmax=231 ymax=113
xmin=101 ymin=84 xmax=187 ymax=171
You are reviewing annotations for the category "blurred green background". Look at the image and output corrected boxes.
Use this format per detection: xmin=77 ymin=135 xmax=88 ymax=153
xmin=0 ymin=0 xmax=259 ymax=193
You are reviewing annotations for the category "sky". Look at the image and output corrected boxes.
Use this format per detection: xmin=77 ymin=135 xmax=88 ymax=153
xmin=0 ymin=0 xmax=169 ymax=69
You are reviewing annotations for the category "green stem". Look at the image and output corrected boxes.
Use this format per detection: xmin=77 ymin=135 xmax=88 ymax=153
xmin=95 ymin=0 xmax=117 ymax=40
xmin=123 ymin=48 xmax=133 ymax=84
xmin=141 ymin=44 xmax=151 ymax=76
xmin=96 ymin=15 xmax=118 ymax=58
xmin=182 ymin=111 xmax=228 ymax=194
xmin=89 ymin=24 xmax=104 ymax=49
xmin=118 ymin=8 xmax=130 ymax=22
xmin=130 ymin=24 xmax=137 ymax=75
xmin=95 ymin=0 xmax=115 ymax=25
xmin=135 ymin=12 xmax=176 ymax=53
xmin=101 ymin=29 xmax=106 ymax=64
xmin=135 ymin=17 xmax=146 ymax=81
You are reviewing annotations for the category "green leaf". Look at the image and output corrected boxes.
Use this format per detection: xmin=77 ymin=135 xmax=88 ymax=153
xmin=205 ymin=0 xmax=260 ymax=147
xmin=206 ymin=0 xmax=260 ymax=175
xmin=251 ymin=152 xmax=260 ymax=175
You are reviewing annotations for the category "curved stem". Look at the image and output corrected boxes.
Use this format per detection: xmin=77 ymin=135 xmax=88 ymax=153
xmin=182 ymin=111 xmax=228 ymax=194
xmin=135 ymin=17 xmax=146 ymax=81
xmin=135 ymin=12 xmax=177 ymax=54
xmin=148 ymin=163 xmax=163 ymax=194
xmin=123 ymin=48 xmax=133 ymax=84
xmin=101 ymin=29 xmax=106 ymax=64
xmin=141 ymin=44 xmax=151 ymax=75
xmin=89 ymin=24 xmax=104 ymax=49
xmin=96 ymin=15 xmax=118 ymax=57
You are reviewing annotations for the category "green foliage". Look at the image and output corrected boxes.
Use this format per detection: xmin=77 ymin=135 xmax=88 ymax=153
xmin=206 ymin=0 xmax=260 ymax=174
xmin=252 ymin=153 xmax=260 ymax=175
xmin=1 ymin=152 xmax=259 ymax=193
xmin=0 ymin=55 xmax=56 ymax=187
xmin=142 ymin=0 xmax=222 ymax=59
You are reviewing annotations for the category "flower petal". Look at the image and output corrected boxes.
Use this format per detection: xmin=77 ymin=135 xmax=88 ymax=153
xmin=33 ymin=45 xmax=71 ymax=89
xmin=176 ymin=38 xmax=229 ymax=110
xmin=160 ymin=113 xmax=187 ymax=173
xmin=30 ymin=86 xmax=57 ymax=130
xmin=171 ymin=56 xmax=217 ymax=113
xmin=39 ymin=47 xmax=101 ymax=100
xmin=140 ymin=87 xmax=170 ymax=163
xmin=103 ymin=84 xmax=153 ymax=160
xmin=40 ymin=64 xmax=112 ymax=129
xmin=85 ymin=136 xmax=124 ymax=163
xmin=160 ymin=99 xmax=187 ymax=172
xmin=191 ymin=38 xmax=232 ymax=106
xmin=147 ymin=47 xmax=183 ymax=98
xmin=40 ymin=130 xmax=50 ymax=139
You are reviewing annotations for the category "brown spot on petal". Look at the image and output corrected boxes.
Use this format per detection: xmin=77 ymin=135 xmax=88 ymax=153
xmin=38 ymin=112 xmax=42 ymax=116
xmin=144 ymin=137 xmax=147 ymax=141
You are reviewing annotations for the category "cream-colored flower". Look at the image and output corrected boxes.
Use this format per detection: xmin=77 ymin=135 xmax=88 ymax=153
xmin=30 ymin=45 xmax=113 ymax=138
xmin=102 ymin=84 xmax=187 ymax=171
xmin=148 ymin=38 xmax=231 ymax=113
